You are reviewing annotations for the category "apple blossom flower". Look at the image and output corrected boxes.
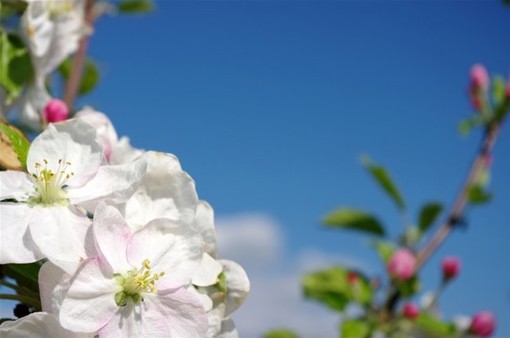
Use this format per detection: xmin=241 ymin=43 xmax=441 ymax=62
xmin=387 ymin=248 xmax=416 ymax=281
xmin=402 ymin=303 xmax=419 ymax=319
xmin=0 ymin=118 xmax=146 ymax=273
xmin=441 ymin=256 xmax=461 ymax=281
xmin=76 ymin=108 xmax=143 ymax=164
xmin=58 ymin=203 xmax=208 ymax=337
xmin=43 ymin=99 xmax=69 ymax=123
xmin=0 ymin=312 xmax=94 ymax=338
xmin=470 ymin=311 xmax=496 ymax=337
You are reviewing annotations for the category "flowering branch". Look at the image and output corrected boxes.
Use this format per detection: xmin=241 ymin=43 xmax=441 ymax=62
xmin=63 ymin=0 xmax=95 ymax=110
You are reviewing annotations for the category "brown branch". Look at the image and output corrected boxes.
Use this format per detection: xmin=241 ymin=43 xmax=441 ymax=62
xmin=63 ymin=0 xmax=95 ymax=110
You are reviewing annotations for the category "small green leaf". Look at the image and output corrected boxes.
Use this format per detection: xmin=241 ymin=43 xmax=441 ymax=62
xmin=467 ymin=185 xmax=492 ymax=205
xmin=360 ymin=156 xmax=406 ymax=211
xmin=418 ymin=202 xmax=443 ymax=233
xmin=340 ymin=319 xmax=370 ymax=338
xmin=263 ymin=329 xmax=300 ymax=338
xmin=492 ymin=76 xmax=506 ymax=105
xmin=0 ymin=122 xmax=30 ymax=170
xmin=302 ymin=267 xmax=350 ymax=312
xmin=323 ymin=208 xmax=385 ymax=237
xmin=371 ymin=240 xmax=394 ymax=264
xmin=415 ymin=313 xmax=457 ymax=336
xmin=458 ymin=116 xmax=482 ymax=136
xmin=117 ymin=0 xmax=153 ymax=13
xmin=397 ymin=275 xmax=420 ymax=298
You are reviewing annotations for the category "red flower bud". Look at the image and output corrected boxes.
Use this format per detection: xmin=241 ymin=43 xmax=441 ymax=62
xmin=42 ymin=99 xmax=69 ymax=123
xmin=347 ymin=271 xmax=359 ymax=284
xmin=402 ymin=303 xmax=419 ymax=319
xmin=441 ymin=256 xmax=461 ymax=280
xmin=470 ymin=64 xmax=489 ymax=91
xmin=387 ymin=248 xmax=416 ymax=281
xmin=470 ymin=311 xmax=495 ymax=337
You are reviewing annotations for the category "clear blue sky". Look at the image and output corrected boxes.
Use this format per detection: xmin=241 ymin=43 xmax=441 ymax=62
xmin=83 ymin=1 xmax=509 ymax=336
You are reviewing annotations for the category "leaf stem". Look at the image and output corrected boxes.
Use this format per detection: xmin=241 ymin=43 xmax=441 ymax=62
xmin=63 ymin=0 xmax=96 ymax=109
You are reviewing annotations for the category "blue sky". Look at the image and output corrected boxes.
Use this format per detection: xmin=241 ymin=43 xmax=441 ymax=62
xmin=79 ymin=1 xmax=510 ymax=336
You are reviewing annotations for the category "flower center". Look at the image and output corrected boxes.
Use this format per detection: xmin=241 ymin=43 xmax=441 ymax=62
xmin=114 ymin=259 xmax=165 ymax=307
xmin=30 ymin=159 xmax=73 ymax=206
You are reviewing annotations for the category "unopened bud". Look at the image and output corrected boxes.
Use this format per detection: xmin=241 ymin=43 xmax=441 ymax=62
xmin=387 ymin=248 xmax=416 ymax=281
xmin=441 ymin=256 xmax=461 ymax=281
xmin=470 ymin=64 xmax=489 ymax=91
xmin=347 ymin=271 xmax=359 ymax=284
xmin=402 ymin=303 xmax=419 ymax=319
xmin=470 ymin=311 xmax=495 ymax=337
xmin=42 ymin=99 xmax=69 ymax=123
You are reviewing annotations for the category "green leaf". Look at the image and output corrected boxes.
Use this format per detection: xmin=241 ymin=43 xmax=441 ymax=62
xmin=323 ymin=208 xmax=385 ymax=237
xmin=418 ymin=202 xmax=443 ymax=233
xmin=415 ymin=313 xmax=457 ymax=337
xmin=492 ymin=75 xmax=506 ymax=106
xmin=0 ymin=32 xmax=34 ymax=104
xmin=360 ymin=156 xmax=406 ymax=211
xmin=1 ymin=262 xmax=42 ymax=295
xmin=302 ymin=267 xmax=350 ymax=312
xmin=0 ymin=122 xmax=30 ymax=170
xmin=58 ymin=58 xmax=100 ymax=96
xmin=263 ymin=329 xmax=300 ymax=338
xmin=340 ymin=319 xmax=370 ymax=338
xmin=467 ymin=185 xmax=492 ymax=205
xmin=117 ymin=0 xmax=154 ymax=13
xmin=458 ymin=116 xmax=482 ymax=136
xmin=371 ymin=240 xmax=395 ymax=264
xmin=397 ymin=275 xmax=420 ymax=299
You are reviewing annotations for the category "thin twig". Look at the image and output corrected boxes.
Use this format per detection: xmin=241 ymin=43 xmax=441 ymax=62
xmin=63 ymin=0 xmax=95 ymax=109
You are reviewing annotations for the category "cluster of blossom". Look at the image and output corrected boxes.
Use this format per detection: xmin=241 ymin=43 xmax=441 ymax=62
xmin=0 ymin=110 xmax=250 ymax=337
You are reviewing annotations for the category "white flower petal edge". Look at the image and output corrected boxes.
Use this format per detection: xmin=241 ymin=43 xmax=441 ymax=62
xmin=220 ymin=260 xmax=250 ymax=318
xmin=217 ymin=318 xmax=239 ymax=338
xmin=39 ymin=261 xmax=70 ymax=316
xmin=0 ymin=171 xmax=35 ymax=201
xmin=0 ymin=312 xmax=94 ymax=338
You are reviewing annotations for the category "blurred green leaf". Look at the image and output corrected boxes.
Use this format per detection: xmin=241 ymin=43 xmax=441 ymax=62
xmin=323 ymin=208 xmax=385 ymax=237
xmin=1 ymin=262 xmax=42 ymax=295
xmin=415 ymin=313 xmax=457 ymax=337
xmin=360 ymin=156 xmax=406 ymax=211
xmin=0 ymin=31 xmax=34 ymax=104
xmin=0 ymin=122 xmax=30 ymax=170
xmin=117 ymin=0 xmax=153 ymax=13
xmin=397 ymin=275 xmax=420 ymax=299
xmin=467 ymin=185 xmax=492 ymax=205
xmin=263 ymin=329 xmax=299 ymax=338
xmin=458 ymin=116 xmax=482 ymax=136
xmin=340 ymin=319 xmax=370 ymax=338
xmin=418 ymin=202 xmax=443 ymax=233
xmin=492 ymin=76 xmax=506 ymax=105
xmin=371 ymin=240 xmax=394 ymax=264
xmin=59 ymin=58 xmax=100 ymax=96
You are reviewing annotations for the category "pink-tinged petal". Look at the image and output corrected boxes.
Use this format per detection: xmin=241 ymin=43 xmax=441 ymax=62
xmin=220 ymin=260 xmax=250 ymax=317
xmin=127 ymin=218 xmax=203 ymax=287
xmin=92 ymin=203 xmax=131 ymax=272
xmin=194 ymin=200 xmax=217 ymax=257
xmin=39 ymin=261 xmax=70 ymax=315
xmin=60 ymin=258 xmax=119 ymax=333
xmin=97 ymin=305 xmax=143 ymax=338
xmin=0 ymin=171 xmax=34 ymax=201
xmin=29 ymin=205 xmax=92 ymax=274
xmin=0 ymin=312 xmax=93 ymax=338
xmin=0 ymin=203 xmax=43 ymax=264
xmin=122 ymin=151 xmax=198 ymax=230
xmin=75 ymin=109 xmax=118 ymax=158
xmin=217 ymin=319 xmax=239 ymax=338
xmin=192 ymin=253 xmax=222 ymax=287
xmin=27 ymin=119 xmax=102 ymax=188
xmin=68 ymin=156 xmax=147 ymax=212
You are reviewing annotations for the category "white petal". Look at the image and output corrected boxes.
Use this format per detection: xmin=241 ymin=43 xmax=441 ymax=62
xmin=92 ymin=203 xmax=131 ymax=272
xmin=29 ymin=205 xmax=92 ymax=274
xmin=0 ymin=171 xmax=34 ymax=201
xmin=194 ymin=200 xmax=217 ymax=256
xmin=217 ymin=319 xmax=239 ymax=338
xmin=27 ymin=118 xmax=102 ymax=187
xmin=68 ymin=155 xmax=147 ymax=212
xmin=206 ymin=300 xmax=226 ymax=338
xmin=127 ymin=218 xmax=203 ymax=287
xmin=192 ymin=253 xmax=222 ymax=287
xmin=60 ymin=258 xmax=119 ymax=333
xmin=75 ymin=108 xmax=118 ymax=160
xmin=0 ymin=203 xmax=42 ymax=264
xmin=0 ymin=312 xmax=93 ymax=338
xmin=220 ymin=260 xmax=250 ymax=317
xmin=39 ymin=261 xmax=71 ymax=315
xmin=110 ymin=136 xmax=143 ymax=164
xmin=21 ymin=2 xmax=53 ymax=57
xmin=16 ymin=84 xmax=50 ymax=130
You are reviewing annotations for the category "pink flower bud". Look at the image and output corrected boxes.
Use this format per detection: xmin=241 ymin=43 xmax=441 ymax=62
xmin=470 ymin=311 xmax=495 ymax=337
xmin=42 ymin=99 xmax=69 ymax=123
xmin=387 ymin=248 xmax=416 ymax=281
xmin=441 ymin=256 xmax=461 ymax=280
xmin=470 ymin=64 xmax=489 ymax=91
xmin=402 ymin=303 xmax=419 ymax=319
